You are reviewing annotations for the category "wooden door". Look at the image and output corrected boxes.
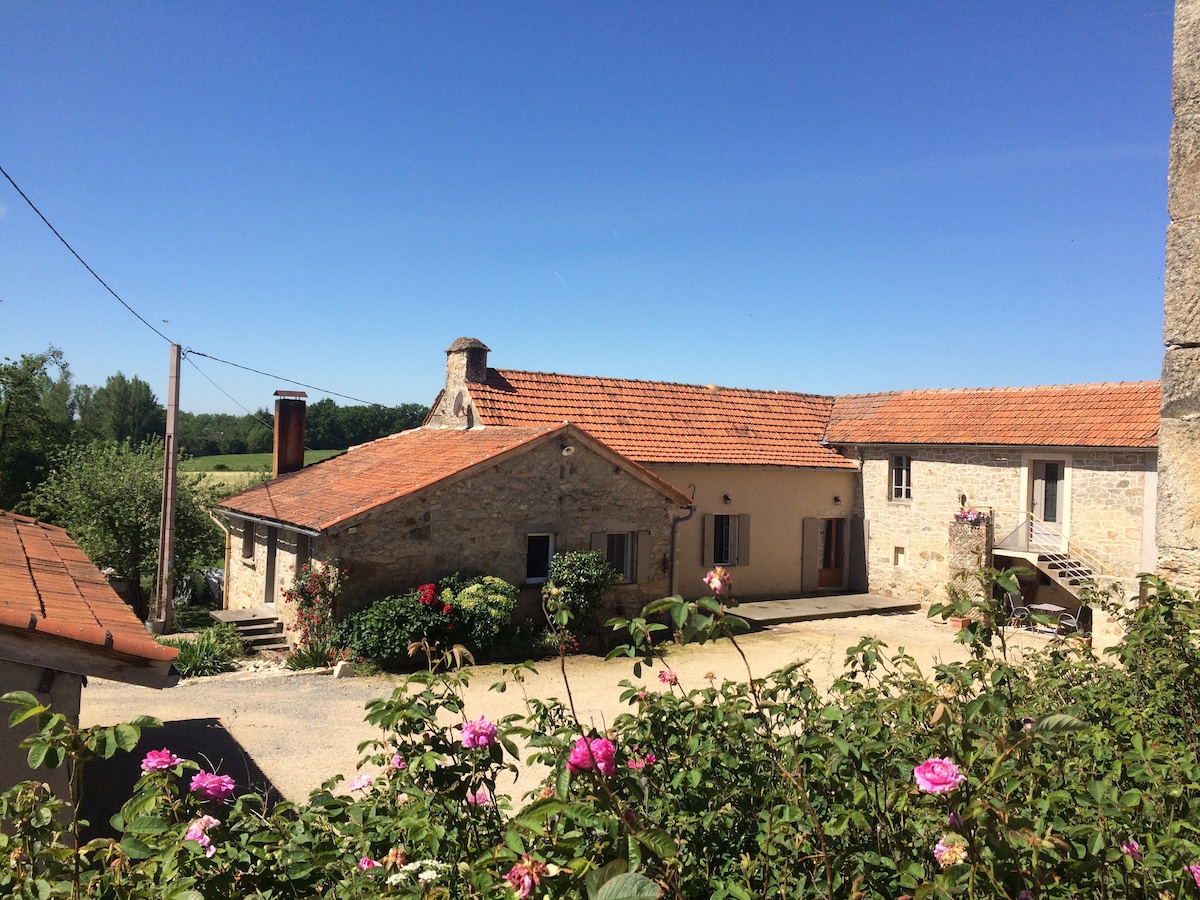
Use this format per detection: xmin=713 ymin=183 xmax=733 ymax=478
xmin=818 ymin=517 xmax=845 ymax=589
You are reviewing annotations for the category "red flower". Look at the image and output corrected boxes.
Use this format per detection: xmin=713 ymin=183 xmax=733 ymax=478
xmin=442 ymin=603 xmax=453 ymax=614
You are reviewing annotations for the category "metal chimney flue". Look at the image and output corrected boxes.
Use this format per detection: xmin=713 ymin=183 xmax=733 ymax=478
xmin=273 ymin=390 xmax=307 ymax=477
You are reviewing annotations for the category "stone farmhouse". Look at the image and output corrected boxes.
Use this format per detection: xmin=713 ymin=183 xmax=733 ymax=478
xmin=0 ymin=510 xmax=178 ymax=800
xmin=218 ymin=337 xmax=1160 ymax=636
xmin=219 ymin=421 xmax=691 ymax=629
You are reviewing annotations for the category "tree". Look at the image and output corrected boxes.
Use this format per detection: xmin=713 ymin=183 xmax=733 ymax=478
xmin=0 ymin=347 xmax=75 ymax=510
xmin=29 ymin=439 xmax=224 ymax=619
xmin=88 ymin=372 xmax=166 ymax=448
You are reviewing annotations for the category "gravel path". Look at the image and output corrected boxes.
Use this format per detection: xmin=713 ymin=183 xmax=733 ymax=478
xmin=79 ymin=612 xmax=1051 ymax=813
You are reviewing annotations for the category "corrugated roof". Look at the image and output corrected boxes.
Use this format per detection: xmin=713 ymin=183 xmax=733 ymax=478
xmin=825 ymin=382 xmax=1161 ymax=448
xmin=0 ymin=510 xmax=178 ymax=671
xmin=219 ymin=423 xmax=691 ymax=532
xmin=468 ymin=370 xmax=858 ymax=469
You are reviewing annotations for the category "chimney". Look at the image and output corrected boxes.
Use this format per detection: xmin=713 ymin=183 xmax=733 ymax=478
xmin=273 ymin=390 xmax=307 ymax=477
xmin=446 ymin=337 xmax=490 ymax=387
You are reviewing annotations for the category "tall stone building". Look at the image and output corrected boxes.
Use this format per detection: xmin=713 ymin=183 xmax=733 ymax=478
xmin=1159 ymin=0 xmax=1200 ymax=594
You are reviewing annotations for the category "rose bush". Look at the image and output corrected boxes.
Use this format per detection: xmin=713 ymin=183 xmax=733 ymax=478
xmin=4 ymin=572 xmax=1200 ymax=899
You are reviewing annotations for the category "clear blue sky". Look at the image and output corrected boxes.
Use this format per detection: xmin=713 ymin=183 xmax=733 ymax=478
xmin=0 ymin=2 xmax=1175 ymax=415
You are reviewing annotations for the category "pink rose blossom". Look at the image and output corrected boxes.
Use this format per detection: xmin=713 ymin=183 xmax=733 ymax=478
xmin=1121 ymin=840 xmax=1142 ymax=861
xmin=185 ymin=815 xmax=220 ymax=858
xmin=658 ymin=669 xmax=678 ymax=685
xmin=466 ymin=789 xmax=492 ymax=806
xmin=703 ymin=566 xmax=731 ymax=596
xmin=190 ymin=771 xmax=236 ymax=801
xmin=567 ymin=736 xmax=616 ymax=776
xmin=914 ymin=757 xmax=967 ymax=794
xmin=1188 ymin=864 xmax=1200 ymax=888
xmin=358 ymin=856 xmax=381 ymax=872
xmin=348 ymin=775 xmax=374 ymax=792
xmin=140 ymin=748 xmax=181 ymax=773
xmin=387 ymin=753 xmax=407 ymax=771
xmin=505 ymin=856 xmax=549 ymax=899
xmin=628 ymin=752 xmax=657 ymax=770
xmin=933 ymin=835 xmax=967 ymax=868
xmin=461 ymin=715 xmax=498 ymax=750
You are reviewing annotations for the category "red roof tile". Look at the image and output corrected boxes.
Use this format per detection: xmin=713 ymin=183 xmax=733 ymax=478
xmin=825 ymin=382 xmax=1161 ymax=448
xmin=0 ymin=510 xmax=178 ymax=672
xmin=219 ymin=423 xmax=691 ymax=532
xmin=468 ymin=370 xmax=858 ymax=469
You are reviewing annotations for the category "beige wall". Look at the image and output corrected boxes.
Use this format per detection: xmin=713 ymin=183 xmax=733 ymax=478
xmin=854 ymin=446 xmax=1155 ymax=605
xmin=227 ymin=438 xmax=682 ymax=634
xmin=649 ymin=465 xmax=859 ymax=601
xmin=0 ymin=661 xmax=81 ymax=804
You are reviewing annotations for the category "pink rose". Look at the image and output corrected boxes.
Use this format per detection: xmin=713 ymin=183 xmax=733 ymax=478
xmin=185 ymin=815 xmax=220 ymax=858
xmin=461 ymin=715 xmax=498 ymax=750
xmin=387 ymin=753 xmax=406 ymax=771
xmin=358 ymin=856 xmax=381 ymax=872
xmin=466 ymin=789 xmax=492 ymax=806
xmin=658 ymin=669 xmax=678 ymax=685
xmin=505 ymin=856 xmax=548 ymax=899
xmin=567 ymin=736 xmax=616 ymax=776
xmin=140 ymin=748 xmax=181 ymax=772
xmin=348 ymin=775 xmax=373 ymax=792
xmin=190 ymin=770 xmax=236 ymax=801
xmin=913 ymin=757 xmax=966 ymax=794
xmin=1188 ymin=864 xmax=1200 ymax=888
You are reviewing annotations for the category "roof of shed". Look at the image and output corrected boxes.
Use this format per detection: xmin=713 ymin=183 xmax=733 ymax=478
xmin=464 ymin=369 xmax=858 ymax=469
xmin=219 ymin=423 xmax=691 ymax=532
xmin=0 ymin=510 xmax=178 ymax=687
xmin=824 ymin=381 xmax=1161 ymax=448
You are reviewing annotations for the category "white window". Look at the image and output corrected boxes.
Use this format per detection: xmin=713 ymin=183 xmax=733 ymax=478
xmin=526 ymin=534 xmax=554 ymax=584
xmin=703 ymin=514 xmax=750 ymax=567
xmin=891 ymin=455 xmax=912 ymax=500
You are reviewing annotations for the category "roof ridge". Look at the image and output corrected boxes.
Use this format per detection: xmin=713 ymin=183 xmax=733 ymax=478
xmin=494 ymin=368 xmax=838 ymax=401
xmin=836 ymin=380 xmax=1160 ymax=400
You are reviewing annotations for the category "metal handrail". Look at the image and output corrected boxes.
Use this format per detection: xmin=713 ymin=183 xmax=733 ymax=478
xmin=991 ymin=509 xmax=1109 ymax=578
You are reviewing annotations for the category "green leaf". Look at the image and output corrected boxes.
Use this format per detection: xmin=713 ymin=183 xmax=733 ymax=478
xmin=587 ymin=859 xmax=629 ymax=900
xmin=1038 ymin=713 xmax=1087 ymax=734
xmin=26 ymin=741 xmax=48 ymax=770
xmin=123 ymin=715 xmax=163 ymax=729
xmin=641 ymin=597 xmax=678 ymax=616
xmin=595 ymin=872 xmax=662 ymax=900
xmin=113 ymin=724 xmax=140 ymax=753
xmin=635 ymin=828 xmax=676 ymax=860
xmin=125 ymin=815 xmax=170 ymax=835
xmin=118 ymin=837 xmax=155 ymax=859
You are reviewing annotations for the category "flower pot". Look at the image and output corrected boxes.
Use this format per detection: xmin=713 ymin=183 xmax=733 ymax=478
xmin=948 ymin=616 xmax=971 ymax=631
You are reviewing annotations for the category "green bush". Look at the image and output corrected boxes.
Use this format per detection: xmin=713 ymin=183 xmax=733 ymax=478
xmin=157 ymin=624 xmax=243 ymax=677
xmin=172 ymin=603 xmax=216 ymax=632
xmin=545 ymin=549 xmax=620 ymax=636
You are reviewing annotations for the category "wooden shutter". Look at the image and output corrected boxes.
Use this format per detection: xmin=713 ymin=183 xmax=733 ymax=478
xmin=635 ymin=530 xmax=651 ymax=584
xmin=848 ymin=517 xmax=869 ymax=592
xmin=702 ymin=515 xmax=715 ymax=566
xmin=736 ymin=514 xmax=751 ymax=566
xmin=801 ymin=518 xmax=820 ymax=593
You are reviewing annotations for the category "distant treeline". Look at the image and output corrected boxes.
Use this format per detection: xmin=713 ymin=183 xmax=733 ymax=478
xmin=0 ymin=347 xmax=429 ymax=510
xmin=181 ymin=398 xmax=430 ymax=456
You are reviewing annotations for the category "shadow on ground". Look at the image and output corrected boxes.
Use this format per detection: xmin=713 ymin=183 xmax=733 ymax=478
xmin=79 ymin=717 xmax=280 ymax=841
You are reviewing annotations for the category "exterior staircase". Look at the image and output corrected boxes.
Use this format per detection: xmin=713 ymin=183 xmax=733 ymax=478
xmin=209 ymin=607 xmax=289 ymax=654
xmin=1034 ymin=552 xmax=1096 ymax=592
xmin=995 ymin=512 xmax=1105 ymax=600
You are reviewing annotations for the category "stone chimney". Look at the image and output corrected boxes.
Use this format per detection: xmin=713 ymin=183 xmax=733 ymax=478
xmin=427 ymin=338 xmax=490 ymax=429
xmin=273 ymin=390 xmax=307 ymax=477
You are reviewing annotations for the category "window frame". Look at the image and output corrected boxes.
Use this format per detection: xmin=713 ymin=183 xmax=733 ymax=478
xmin=890 ymin=454 xmax=913 ymax=501
xmin=703 ymin=513 xmax=751 ymax=567
xmin=525 ymin=533 xmax=554 ymax=584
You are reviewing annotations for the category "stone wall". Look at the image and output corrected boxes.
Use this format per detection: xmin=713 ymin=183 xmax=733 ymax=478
xmin=316 ymin=436 xmax=679 ymax=627
xmin=856 ymin=446 xmax=1153 ymax=605
xmin=1159 ymin=0 xmax=1200 ymax=594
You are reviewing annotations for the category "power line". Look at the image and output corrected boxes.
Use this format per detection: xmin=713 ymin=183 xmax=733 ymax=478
xmin=2 ymin=161 xmax=390 ymax=410
xmin=181 ymin=354 xmax=276 ymax=431
xmin=0 ymin=162 xmax=174 ymax=345
xmin=184 ymin=349 xmax=383 ymax=405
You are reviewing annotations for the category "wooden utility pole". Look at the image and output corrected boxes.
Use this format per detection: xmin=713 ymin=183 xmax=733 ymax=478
xmin=152 ymin=343 xmax=181 ymax=633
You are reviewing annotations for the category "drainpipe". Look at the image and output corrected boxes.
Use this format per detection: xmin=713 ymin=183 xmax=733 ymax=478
xmin=669 ymin=505 xmax=697 ymax=597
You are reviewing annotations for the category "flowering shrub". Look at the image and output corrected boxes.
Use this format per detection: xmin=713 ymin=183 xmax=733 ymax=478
xmin=5 ymin=573 xmax=1200 ymax=899
xmin=953 ymin=506 xmax=990 ymax=525
xmin=280 ymin=560 xmax=345 ymax=667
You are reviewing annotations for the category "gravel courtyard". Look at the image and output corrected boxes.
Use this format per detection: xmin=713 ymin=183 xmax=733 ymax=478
xmin=78 ymin=612 xmax=1054 ymax=818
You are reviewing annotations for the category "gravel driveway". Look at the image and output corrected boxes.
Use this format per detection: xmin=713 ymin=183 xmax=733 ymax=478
xmin=77 ymin=612 xmax=1050 ymax=825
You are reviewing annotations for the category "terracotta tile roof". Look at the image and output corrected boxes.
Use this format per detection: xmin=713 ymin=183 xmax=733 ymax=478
xmin=219 ymin=423 xmax=691 ymax=533
xmin=467 ymin=370 xmax=858 ymax=469
xmin=0 ymin=510 xmax=178 ymax=677
xmin=825 ymin=381 xmax=1161 ymax=448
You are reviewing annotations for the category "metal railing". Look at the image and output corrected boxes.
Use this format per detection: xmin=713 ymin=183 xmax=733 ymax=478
xmin=993 ymin=510 xmax=1109 ymax=579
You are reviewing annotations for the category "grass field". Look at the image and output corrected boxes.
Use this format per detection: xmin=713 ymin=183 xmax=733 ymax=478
xmin=181 ymin=450 xmax=343 ymax=472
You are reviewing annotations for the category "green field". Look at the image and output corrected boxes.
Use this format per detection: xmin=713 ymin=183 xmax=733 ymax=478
xmin=181 ymin=449 xmax=344 ymax=472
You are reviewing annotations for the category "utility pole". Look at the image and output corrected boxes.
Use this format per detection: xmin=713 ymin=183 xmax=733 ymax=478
xmin=152 ymin=343 xmax=181 ymax=633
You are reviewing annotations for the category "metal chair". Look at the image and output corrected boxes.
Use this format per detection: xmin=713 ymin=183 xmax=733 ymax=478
xmin=1005 ymin=591 xmax=1031 ymax=628
xmin=1056 ymin=604 xmax=1093 ymax=636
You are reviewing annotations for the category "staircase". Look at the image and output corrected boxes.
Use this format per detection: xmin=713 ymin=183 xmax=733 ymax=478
xmin=210 ymin=607 xmax=289 ymax=654
xmin=995 ymin=513 xmax=1105 ymax=600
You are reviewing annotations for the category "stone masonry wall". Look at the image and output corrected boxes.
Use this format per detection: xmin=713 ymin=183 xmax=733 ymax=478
xmin=857 ymin=447 xmax=1152 ymax=606
xmin=1159 ymin=0 xmax=1200 ymax=594
xmin=322 ymin=436 xmax=678 ymax=626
